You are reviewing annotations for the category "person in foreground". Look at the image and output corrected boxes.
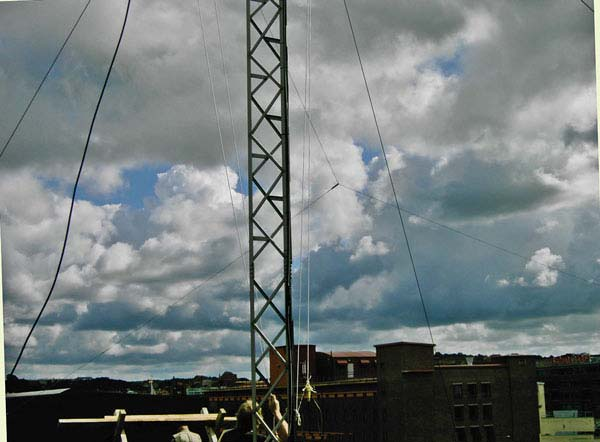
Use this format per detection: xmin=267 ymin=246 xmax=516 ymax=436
xmin=171 ymin=425 xmax=203 ymax=442
xmin=218 ymin=394 xmax=289 ymax=442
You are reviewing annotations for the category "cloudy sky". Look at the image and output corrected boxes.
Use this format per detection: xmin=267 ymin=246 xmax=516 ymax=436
xmin=0 ymin=0 xmax=597 ymax=380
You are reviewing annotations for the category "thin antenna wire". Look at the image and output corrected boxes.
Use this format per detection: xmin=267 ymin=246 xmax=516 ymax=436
xmin=8 ymin=182 xmax=341 ymax=419
xmin=0 ymin=0 xmax=94 ymax=161
xmin=295 ymin=0 xmax=312 ymax=411
xmin=8 ymin=185 xmax=341 ymax=408
xmin=339 ymin=183 xmax=600 ymax=288
xmin=305 ymin=0 xmax=313 ymax=381
xmin=197 ymin=1 xmax=246 ymax=275
xmin=342 ymin=0 xmax=433 ymax=346
xmin=213 ymin=0 xmax=249 ymax=243
xmin=10 ymin=0 xmax=132 ymax=376
xmin=342 ymin=1 xmax=458 ymax=438
xmin=258 ymin=9 xmax=339 ymax=187
xmin=580 ymin=0 xmax=594 ymax=13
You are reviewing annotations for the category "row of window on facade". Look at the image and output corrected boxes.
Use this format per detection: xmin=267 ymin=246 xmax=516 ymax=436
xmin=452 ymin=382 xmax=492 ymax=400
xmin=455 ymin=425 xmax=495 ymax=442
xmin=454 ymin=404 xmax=493 ymax=422
xmin=300 ymin=361 xmax=358 ymax=379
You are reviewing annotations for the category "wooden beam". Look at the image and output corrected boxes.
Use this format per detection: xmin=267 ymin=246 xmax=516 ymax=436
xmin=59 ymin=414 xmax=236 ymax=424
xmin=215 ymin=408 xmax=227 ymax=432
xmin=111 ymin=409 xmax=126 ymax=442
xmin=202 ymin=407 xmax=218 ymax=442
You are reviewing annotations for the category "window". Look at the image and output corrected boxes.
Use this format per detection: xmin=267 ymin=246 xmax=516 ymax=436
xmin=301 ymin=361 xmax=307 ymax=376
xmin=454 ymin=405 xmax=465 ymax=422
xmin=455 ymin=427 xmax=466 ymax=442
xmin=482 ymin=404 xmax=493 ymax=421
xmin=469 ymin=405 xmax=479 ymax=421
xmin=481 ymin=382 xmax=492 ymax=398
xmin=470 ymin=427 xmax=482 ymax=442
xmin=468 ymin=383 xmax=477 ymax=398
xmin=348 ymin=363 xmax=354 ymax=379
xmin=484 ymin=426 xmax=496 ymax=442
xmin=453 ymin=383 xmax=463 ymax=400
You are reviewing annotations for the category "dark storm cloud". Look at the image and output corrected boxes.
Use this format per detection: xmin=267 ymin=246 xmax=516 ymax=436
xmin=434 ymin=154 xmax=562 ymax=219
xmin=562 ymin=123 xmax=598 ymax=147
xmin=289 ymin=0 xmax=467 ymax=64
xmin=292 ymin=245 xmax=391 ymax=302
xmin=0 ymin=0 xmax=246 ymax=175
xmin=152 ymin=303 xmax=246 ymax=331
xmin=74 ymin=301 xmax=153 ymax=331
xmin=370 ymin=150 xmax=565 ymax=221
xmin=74 ymin=296 xmax=246 ymax=332
xmin=33 ymin=304 xmax=79 ymax=326
xmin=299 ymin=201 xmax=600 ymax=337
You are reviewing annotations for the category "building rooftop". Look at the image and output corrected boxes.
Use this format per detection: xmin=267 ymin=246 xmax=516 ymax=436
xmin=436 ymin=364 xmax=505 ymax=369
xmin=330 ymin=351 xmax=376 ymax=358
xmin=7 ymin=388 xmax=70 ymax=398
xmin=374 ymin=341 xmax=435 ymax=348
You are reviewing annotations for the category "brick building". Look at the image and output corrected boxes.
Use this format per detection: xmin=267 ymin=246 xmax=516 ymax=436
xmin=376 ymin=342 xmax=539 ymax=441
xmin=270 ymin=345 xmax=377 ymax=385
xmin=207 ymin=341 xmax=540 ymax=441
xmin=537 ymin=361 xmax=600 ymax=420
xmin=316 ymin=351 xmax=377 ymax=381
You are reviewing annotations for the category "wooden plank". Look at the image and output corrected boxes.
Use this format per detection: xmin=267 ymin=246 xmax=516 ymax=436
xmin=112 ymin=410 xmax=126 ymax=442
xmin=215 ymin=408 xmax=227 ymax=431
xmin=202 ymin=408 xmax=218 ymax=442
xmin=59 ymin=414 xmax=236 ymax=424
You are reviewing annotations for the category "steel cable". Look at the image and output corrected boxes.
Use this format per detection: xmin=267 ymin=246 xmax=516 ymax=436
xmin=10 ymin=0 xmax=132 ymax=376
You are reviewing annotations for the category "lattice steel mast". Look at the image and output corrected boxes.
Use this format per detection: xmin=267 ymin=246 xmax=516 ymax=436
xmin=246 ymin=0 xmax=295 ymax=440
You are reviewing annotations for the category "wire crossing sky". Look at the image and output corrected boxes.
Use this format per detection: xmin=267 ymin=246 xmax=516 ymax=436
xmin=0 ymin=0 xmax=597 ymax=380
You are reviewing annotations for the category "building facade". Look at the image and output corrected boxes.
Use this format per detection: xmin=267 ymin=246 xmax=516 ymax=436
xmin=537 ymin=362 xmax=600 ymax=420
xmin=377 ymin=342 xmax=540 ymax=441
xmin=208 ymin=341 xmax=541 ymax=441
xmin=538 ymin=382 xmax=595 ymax=441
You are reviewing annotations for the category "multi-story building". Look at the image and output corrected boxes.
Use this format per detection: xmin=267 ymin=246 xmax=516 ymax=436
xmin=207 ymin=341 xmax=540 ymax=441
xmin=537 ymin=381 xmax=595 ymax=441
xmin=270 ymin=345 xmax=376 ymax=385
xmin=537 ymin=361 xmax=600 ymax=420
xmin=376 ymin=341 xmax=539 ymax=442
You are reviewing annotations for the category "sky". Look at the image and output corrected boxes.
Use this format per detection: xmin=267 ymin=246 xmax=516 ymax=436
xmin=0 ymin=0 xmax=597 ymax=381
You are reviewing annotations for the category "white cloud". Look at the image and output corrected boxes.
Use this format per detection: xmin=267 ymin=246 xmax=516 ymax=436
xmin=408 ymin=215 xmax=426 ymax=225
xmin=81 ymin=164 xmax=126 ymax=195
xmin=99 ymin=242 xmax=138 ymax=273
xmin=535 ymin=220 xmax=559 ymax=234
xmin=525 ymin=247 xmax=565 ymax=287
xmin=106 ymin=343 xmax=169 ymax=357
xmin=515 ymin=276 xmax=528 ymax=287
xmin=320 ymin=272 xmax=392 ymax=311
xmin=0 ymin=1 xmax=597 ymax=378
xmin=496 ymin=279 xmax=509 ymax=287
xmin=496 ymin=276 xmax=528 ymax=288
xmin=430 ymin=155 xmax=449 ymax=175
xmin=350 ymin=235 xmax=390 ymax=261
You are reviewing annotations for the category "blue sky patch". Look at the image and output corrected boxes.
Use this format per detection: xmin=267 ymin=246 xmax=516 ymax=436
xmin=433 ymin=45 xmax=465 ymax=77
xmin=354 ymin=139 xmax=380 ymax=165
xmin=77 ymin=163 xmax=171 ymax=208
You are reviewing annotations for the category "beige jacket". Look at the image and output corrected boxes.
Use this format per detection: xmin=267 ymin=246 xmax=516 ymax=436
xmin=171 ymin=428 xmax=203 ymax=442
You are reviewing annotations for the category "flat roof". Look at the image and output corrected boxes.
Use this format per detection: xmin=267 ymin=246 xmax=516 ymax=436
xmin=436 ymin=364 xmax=505 ymax=369
xmin=331 ymin=351 xmax=376 ymax=358
xmin=7 ymin=388 xmax=70 ymax=398
xmin=375 ymin=341 xmax=435 ymax=348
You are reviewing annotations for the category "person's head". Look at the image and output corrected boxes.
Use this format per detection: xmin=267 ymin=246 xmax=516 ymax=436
xmin=236 ymin=400 xmax=254 ymax=432
xmin=177 ymin=425 xmax=189 ymax=432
